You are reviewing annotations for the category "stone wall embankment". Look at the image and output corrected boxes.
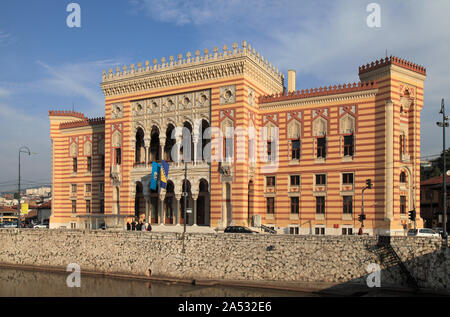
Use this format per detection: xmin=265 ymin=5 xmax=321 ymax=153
xmin=0 ymin=229 xmax=448 ymax=291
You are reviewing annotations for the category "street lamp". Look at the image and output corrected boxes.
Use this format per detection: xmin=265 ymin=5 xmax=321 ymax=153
xmin=18 ymin=146 xmax=32 ymax=228
xmin=437 ymin=98 xmax=448 ymax=242
xmin=359 ymin=179 xmax=373 ymax=235
xmin=183 ymin=162 xmax=188 ymax=236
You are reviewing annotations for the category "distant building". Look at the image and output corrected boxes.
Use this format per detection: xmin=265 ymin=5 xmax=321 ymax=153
xmin=25 ymin=201 xmax=51 ymax=224
xmin=421 ymin=160 xmax=432 ymax=168
xmin=421 ymin=175 xmax=450 ymax=230
xmin=0 ymin=205 xmax=17 ymax=217
xmin=25 ymin=187 xmax=51 ymax=197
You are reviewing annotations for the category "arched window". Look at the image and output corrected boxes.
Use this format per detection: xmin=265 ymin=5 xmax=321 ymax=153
xmin=150 ymin=125 xmax=160 ymax=162
xmin=164 ymin=124 xmax=176 ymax=162
xmin=135 ymin=127 xmax=145 ymax=163
xmin=400 ymin=171 xmax=407 ymax=183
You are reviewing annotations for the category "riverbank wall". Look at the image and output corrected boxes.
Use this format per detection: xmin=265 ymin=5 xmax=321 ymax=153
xmin=0 ymin=229 xmax=448 ymax=292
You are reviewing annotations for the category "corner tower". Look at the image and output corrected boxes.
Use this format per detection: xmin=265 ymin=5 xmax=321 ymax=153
xmin=359 ymin=57 xmax=426 ymax=234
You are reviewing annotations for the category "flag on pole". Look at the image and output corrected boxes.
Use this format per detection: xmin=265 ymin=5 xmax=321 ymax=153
xmin=160 ymin=160 xmax=169 ymax=189
xmin=150 ymin=162 xmax=160 ymax=191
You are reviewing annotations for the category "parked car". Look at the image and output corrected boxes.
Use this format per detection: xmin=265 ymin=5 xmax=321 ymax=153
xmin=2 ymin=222 xmax=18 ymax=228
xmin=33 ymin=223 xmax=48 ymax=229
xmin=407 ymin=228 xmax=440 ymax=238
xmin=433 ymin=227 xmax=444 ymax=237
xmin=224 ymin=226 xmax=258 ymax=234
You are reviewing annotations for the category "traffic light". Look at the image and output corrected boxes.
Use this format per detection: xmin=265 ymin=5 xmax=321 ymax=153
xmin=358 ymin=214 xmax=366 ymax=222
xmin=409 ymin=209 xmax=416 ymax=221
xmin=366 ymin=179 xmax=373 ymax=189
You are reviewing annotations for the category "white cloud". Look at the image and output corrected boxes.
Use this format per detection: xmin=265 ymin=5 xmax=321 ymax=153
xmin=0 ymin=59 xmax=120 ymax=189
xmin=0 ymin=87 xmax=10 ymax=98
xmin=35 ymin=60 xmax=119 ymax=116
xmin=0 ymin=30 xmax=13 ymax=46
xmin=0 ymin=102 xmax=50 ymax=190
xmin=130 ymin=0 xmax=289 ymax=26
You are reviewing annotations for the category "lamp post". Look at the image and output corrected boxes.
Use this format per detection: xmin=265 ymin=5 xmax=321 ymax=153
xmin=359 ymin=179 xmax=372 ymax=235
xmin=437 ymin=98 xmax=448 ymax=242
xmin=183 ymin=162 xmax=187 ymax=235
xmin=18 ymin=146 xmax=32 ymax=228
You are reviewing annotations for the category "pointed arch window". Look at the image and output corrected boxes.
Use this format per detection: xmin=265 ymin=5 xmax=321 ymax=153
xmin=400 ymin=171 xmax=407 ymax=183
xmin=344 ymin=134 xmax=354 ymax=157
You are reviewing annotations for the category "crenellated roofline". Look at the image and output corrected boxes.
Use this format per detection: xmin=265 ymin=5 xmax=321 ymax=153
xmin=48 ymin=110 xmax=86 ymax=120
xmin=59 ymin=117 xmax=105 ymax=130
xmin=359 ymin=56 xmax=426 ymax=76
xmin=100 ymin=41 xmax=284 ymax=98
xmin=258 ymin=81 xmax=378 ymax=104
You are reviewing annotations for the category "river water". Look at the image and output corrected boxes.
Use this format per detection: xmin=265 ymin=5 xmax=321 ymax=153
xmin=0 ymin=268 xmax=318 ymax=297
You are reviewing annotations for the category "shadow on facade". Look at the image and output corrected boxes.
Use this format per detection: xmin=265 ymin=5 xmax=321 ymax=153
xmin=317 ymin=236 xmax=449 ymax=296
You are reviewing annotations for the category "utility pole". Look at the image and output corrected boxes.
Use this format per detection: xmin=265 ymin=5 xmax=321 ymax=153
xmin=18 ymin=146 xmax=31 ymax=228
xmin=437 ymin=98 xmax=448 ymax=243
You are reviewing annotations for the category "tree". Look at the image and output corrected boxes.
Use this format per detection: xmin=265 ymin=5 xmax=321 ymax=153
xmin=421 ymin=147 xmax=450 ymax=181
xmin=432 ymin=147 xmax=450 ymax=172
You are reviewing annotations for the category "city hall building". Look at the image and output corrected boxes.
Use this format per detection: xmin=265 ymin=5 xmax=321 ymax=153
xmin=49 ymin=41 xmax=426 ymax=235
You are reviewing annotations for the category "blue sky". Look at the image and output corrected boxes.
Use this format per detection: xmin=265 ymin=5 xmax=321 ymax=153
xmin=1 ymin=0 xmax=450 ymax=191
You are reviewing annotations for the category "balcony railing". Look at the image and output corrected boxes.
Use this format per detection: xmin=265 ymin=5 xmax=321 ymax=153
xmin=132 ymin=160 xmax=210 ymax=169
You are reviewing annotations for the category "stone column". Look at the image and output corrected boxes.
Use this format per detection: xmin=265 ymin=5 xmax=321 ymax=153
xmin=193 ymin=142 xmax=198 ymax=166
xmin=177 ymin=142 xmax=182 ymax=167
xmin=175 ymin=193 xmax=181 ymax=225
xmin=385 ymin=100 xmax=394 ymax=222
xmin=144 ymin=138 xmax=150 ymax=165
xmin=192 ymin=192 xmax=198 ymax=225
xmin=160 ymin=137 xmax=166 ymax=161
xmin=160 ymin=192 xmax=166 ymax=225
xmin=144 ymin=196 xmax=150 ymax=223
xmin=193 ymin=132 xmax=199 ymax=166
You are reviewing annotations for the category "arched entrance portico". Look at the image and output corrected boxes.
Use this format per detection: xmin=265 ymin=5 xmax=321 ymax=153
xmin=180 ymin=180 xmax=193 ymax=225
xmin=197 ymin=179 xmax=210 ymax=226
xmin=164 ymin=181 xmax=175 ymax=224
xmin=149 ymin=125 xmax=160 ymax=162
xmin=134 ymin=182 xmax=145 ymax=221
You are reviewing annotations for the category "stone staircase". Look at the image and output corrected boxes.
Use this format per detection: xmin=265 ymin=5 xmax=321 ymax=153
xmin=368 ymin=236 xmax=419 ymax=290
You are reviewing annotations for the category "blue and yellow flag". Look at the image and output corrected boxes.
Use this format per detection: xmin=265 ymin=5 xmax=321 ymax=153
xmin=160 ymin=160 xmax=169 ymax=189
xmin=150 ymin=162 xmax=160 ymax=191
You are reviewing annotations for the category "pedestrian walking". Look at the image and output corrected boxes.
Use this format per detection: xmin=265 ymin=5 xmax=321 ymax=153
xmin=126 ymin=222 xmax=131 ymax=231
xmin=131 ymin=220 xmax=136 ymax=231
xmin=147 ymin=223 xmax=152 ymax=232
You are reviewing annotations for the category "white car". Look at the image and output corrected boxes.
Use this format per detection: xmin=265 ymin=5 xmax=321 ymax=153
xmin=33 ymin=224 xmax=48 ymax=229
xmin=407 ymin=228 xmax=440 ymax=238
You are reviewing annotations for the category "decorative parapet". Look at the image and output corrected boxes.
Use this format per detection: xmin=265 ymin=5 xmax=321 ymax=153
xmin=102 ymin=41 xmax=282 ymax=82
xmin=48 ymin=110 xmax=86 ymax=120
xmin=100 ymin=41 xmax=284 ymax=97
xmin=358 ymin=56 xmax=426 ymax=76
xmin=258 ymin=81 xmax=378 ymax=104
xmin=59 ymin=117 xmax=105 ymax=130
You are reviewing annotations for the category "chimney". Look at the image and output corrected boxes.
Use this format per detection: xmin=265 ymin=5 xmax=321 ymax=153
xmin=288 ymin=70 xmax=296 ymax=92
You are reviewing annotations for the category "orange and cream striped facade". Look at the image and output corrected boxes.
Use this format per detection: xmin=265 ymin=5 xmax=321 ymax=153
xmin=49 ymin=42 xmax=426 ymax=235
